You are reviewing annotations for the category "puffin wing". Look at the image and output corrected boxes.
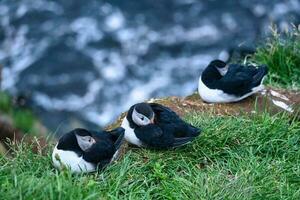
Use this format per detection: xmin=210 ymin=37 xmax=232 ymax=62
xmin=135 ymin=124 xmax=196 ymax=148
xmin=251 ymin=65 xmax=268 ymax=86
xmin=173 ymin=137 xmax=196 ymax=147
xmin=150 ymin=103 xmax=201 ymax=138
xmin=159 ymin=123 xmax=199 ymax=147
xmin=218 ymin=65 xmax=253 ymax=95
xmin=108 ymin=127 xmax=125 ymax=150
xmin=83 ymin=141 xmax=115 ymax=164
xmin=225 ymin=64 xmax=268 ymax=87
xmin=134 ymin=124 xmax=173 ymax=148
xmin=245 ymin=65 xmax=261 ymax=76
xmin=149 ymin=103 xmax=183 ymax=124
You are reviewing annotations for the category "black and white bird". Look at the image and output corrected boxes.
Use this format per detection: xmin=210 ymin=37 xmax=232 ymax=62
xmin=198 ymin=59 xmax=268 ymax=103
xmin=52 ymin=127 xmax=125 ymax=173
xmin=121 ymin=102 xmax=201 ymax=149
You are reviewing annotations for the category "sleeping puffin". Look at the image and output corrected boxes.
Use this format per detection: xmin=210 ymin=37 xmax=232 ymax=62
xmin=52 ymin=127 xmax=125 ymax=173
xmin=121 ymin=102 xmax=201 ymax=149
xmin=198 ymin=59 xmax=268 ymax=103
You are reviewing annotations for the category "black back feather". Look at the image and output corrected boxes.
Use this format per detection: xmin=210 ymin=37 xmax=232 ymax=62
xmin=130 ymin=103 xmax=201 ymax=148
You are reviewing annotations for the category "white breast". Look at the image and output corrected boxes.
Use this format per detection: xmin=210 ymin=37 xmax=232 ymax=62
xmin=198 ymin=76 xmax=264 ymax=103
xmin=121 ymin=118 xmax=143 ymax=147
xmin=52 ymin=145 xmax=96 ymax=173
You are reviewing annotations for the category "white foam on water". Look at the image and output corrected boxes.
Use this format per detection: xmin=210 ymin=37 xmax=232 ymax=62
xmin=222 ymin=13 xmax=237 ymax=31
xmin=80 ymin=52 xmax=213 ymax=127
xmin=33 ymin=80 xmax=103 ymax=111
xmin=2 ymin=68 xmax=16 ymax=90
xmin=186 ymin=25 xmax=219 ymax=41
xmin=16 ymin=4 xmax=28 ymax=17
xmin=14 ymin=0 xmax=63 ymax=17
xmin=175 ymin=0 xmax=197 ymax=5
xmin=101 ymin=66 xmax=125 ymax=82
xmin=84 ymin=105 xmax=114 ymax=126
xmin=0 ymin=5 xmax=9 ymax=16
xmin=275 ymin=3 xmax=290 ymax=15
xmin=100 ymin=53 xmax=126 ymax=82
xmin=86 ymin=50 xmax=126 ymax=82
xmin=123 ymin=53 xmax=213 ymax=107
xmin=105 ymin=10 xmax=125 ymax=31
xmin=253 ymin=4 xmax=266 ymax=17
xmin=290 ymin=0 xmax=300 ymax=10
xmin=70 ymin=17 xmax=103 ymax=48
xmin=127 ymin=76 xmax=170 ymax=104
xmin=116 ymin=28 xmax=136 ymax=42
xmin=1 ymin=25 xmax=49 ymax=90
xmin=160 ymin=24 xmax=220 ymax=45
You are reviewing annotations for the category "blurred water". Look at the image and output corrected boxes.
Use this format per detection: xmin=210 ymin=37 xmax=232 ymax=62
xmin=1 ymin=0 xmax=299 ymax=135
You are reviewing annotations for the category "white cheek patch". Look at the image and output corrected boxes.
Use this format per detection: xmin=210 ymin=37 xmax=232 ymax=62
xmin=75 ymin=135 xmax=95 ymax=151
xmin=217 ymin=66 xmax=229 ymax=76
xmin=132 ymin=109 xmax=151 ymax=126
xmin=132 ymin=109 xmax=142 ymax=125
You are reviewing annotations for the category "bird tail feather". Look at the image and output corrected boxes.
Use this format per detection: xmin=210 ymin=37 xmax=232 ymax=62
xmin=252 ymin=65 xmax=268 ymax=87
xmin=173 ymin=137 xmax=195 ymax=147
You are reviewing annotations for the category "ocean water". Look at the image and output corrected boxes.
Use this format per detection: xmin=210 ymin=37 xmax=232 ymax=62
xmin=1 ymin=0 xmax=299 ymax=135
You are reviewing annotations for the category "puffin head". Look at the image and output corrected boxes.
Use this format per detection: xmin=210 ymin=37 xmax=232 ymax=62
xmin=132 ymin=103 xmax=154 ymax=126
xmin=209 ymin=59 xmax=228 ymax=76
xmin=74 ymin=128 xmax=96 ymax=151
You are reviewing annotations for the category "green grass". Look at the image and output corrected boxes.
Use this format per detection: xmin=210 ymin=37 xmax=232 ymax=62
xmin=1 ymin=112 xmax=300 ymax=200
xmin=0 ymin=92 xmax=12 ymax=113
xmin=0 ymin=92 xmax=36 ymax=134
xmin=251 ymin=25 xmax=300 ymax=88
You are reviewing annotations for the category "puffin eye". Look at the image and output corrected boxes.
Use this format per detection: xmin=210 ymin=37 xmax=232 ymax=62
xmin=141 ymin=117 xmax=144 ymax=120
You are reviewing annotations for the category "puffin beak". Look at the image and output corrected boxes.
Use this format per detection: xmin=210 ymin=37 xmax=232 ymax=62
xmin=91 ymin=137 xmax=97 ymax=144
xmin=150 ymin=118 xmax=155 ymax=124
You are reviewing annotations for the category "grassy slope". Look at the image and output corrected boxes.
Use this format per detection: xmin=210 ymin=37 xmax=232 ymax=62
xmin=251 ymin=26 xmax=300 ymax=88
xmin=1 ymin=26 xmax=300 ymax=200
xmin=1 ymin=113 xmax=300 ymax=200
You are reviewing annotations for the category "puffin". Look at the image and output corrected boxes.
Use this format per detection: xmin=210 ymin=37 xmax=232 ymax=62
xmin=121 ymin=102 xmax=201 ymax=149
xmin=52 ymin=127 xmax=125 ymax=173
xmin=198 ymin=59 xmax=268 ymax=103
